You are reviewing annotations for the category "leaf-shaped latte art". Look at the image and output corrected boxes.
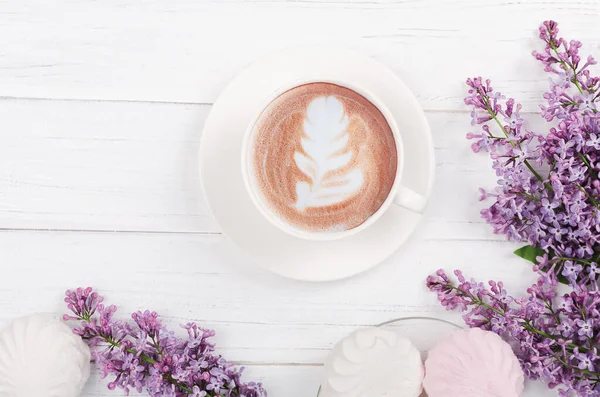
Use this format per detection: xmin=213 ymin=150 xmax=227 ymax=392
xmin=0 ymin=314 xmax=91 ymax=397
xmin=320 ymin=327 xmax=424 ymax=397
xmin=294 ymin=96 xmax=364 ymax=210
xmin=424 ymin=328 xmax=524 ymax=397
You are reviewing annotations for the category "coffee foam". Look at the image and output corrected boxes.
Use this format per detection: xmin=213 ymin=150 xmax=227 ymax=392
xmin=249 ymin=82 xmax=398 ymax=233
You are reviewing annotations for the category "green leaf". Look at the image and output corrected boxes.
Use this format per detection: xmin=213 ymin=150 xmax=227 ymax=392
xmin=556 ymin=274 xmax=570 ymax=285
xmin=514 ymin=245 xmax=545 ymax=264
xmin=514 ymin=245 xmax=570 ymax=285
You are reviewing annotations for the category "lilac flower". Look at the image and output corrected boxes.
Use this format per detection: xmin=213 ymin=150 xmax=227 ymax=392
xmin=575 ymin=92 xmax=597 ymax=112
xmin=540 ymin=198 xmax=559 ymax=216
xmin=586 ymin=133 xmax=600 ymax=150
xmin=429 ymin=20 xmax=600 ymax=396
xmin=131 ymin=310 xmax=161 ymax=337
xmin=464 ymin=20 xmax=600 ymax=288
xmin=574 ymin=351 xmax=594 ymax=371
xmin=588 ymin=262 xmax=600 ymax=279
xmin=64 ymin=288 xmax=267 ymax=397
xmin=562 ymin=261 xmax=583 ymax=280
xmin=557 ymin=319 xmax=575 ymax=337
xmin=189 ymin=386 xmax=207 ymax=397
xmin=577 ymin=319 xmax=594 ymax=338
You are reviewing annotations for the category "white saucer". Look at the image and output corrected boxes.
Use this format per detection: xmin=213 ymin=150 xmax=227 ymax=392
xmin=200 ymin=47 xmax=434 ymax=282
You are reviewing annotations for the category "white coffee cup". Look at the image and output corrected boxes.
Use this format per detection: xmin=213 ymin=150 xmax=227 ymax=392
xmin=241 ymin=79 xmax=428 ymax=241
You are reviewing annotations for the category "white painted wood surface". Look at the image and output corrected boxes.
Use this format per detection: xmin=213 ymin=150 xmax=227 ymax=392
xmin=1 ymin=1 xmax=597 ymax=396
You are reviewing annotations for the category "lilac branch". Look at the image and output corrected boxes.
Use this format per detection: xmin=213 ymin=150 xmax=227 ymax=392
xmin=64 ymin=287 xmax=266 ymax=397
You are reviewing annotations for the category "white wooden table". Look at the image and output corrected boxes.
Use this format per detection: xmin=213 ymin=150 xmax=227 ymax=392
xmin=1 ymin=1 xmax=596 ymax=396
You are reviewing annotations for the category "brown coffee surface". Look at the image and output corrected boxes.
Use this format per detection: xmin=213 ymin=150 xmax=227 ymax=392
xmin=249 ymin=82 xmax=398 ymax=234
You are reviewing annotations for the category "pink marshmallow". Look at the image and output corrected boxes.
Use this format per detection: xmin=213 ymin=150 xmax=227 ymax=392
xmin=424 ymin=328 xmax=524 ymax=397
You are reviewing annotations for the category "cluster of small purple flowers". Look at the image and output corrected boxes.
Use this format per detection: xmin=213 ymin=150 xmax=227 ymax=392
xmin=427 ymin=21 xmax=600 ymax=396
xmin=427 ymin=270 xmax=600 ymax=395
xmin=64 ymin=287 xmax=266 ymax=397
xmin=466 ymin=20 xmax=600 ymax=286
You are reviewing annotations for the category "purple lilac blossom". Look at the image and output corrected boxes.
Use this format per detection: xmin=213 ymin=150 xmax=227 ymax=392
xmin=466 ymin=20 xmax=600 ymax=287
xmin=64 ymin=287 xmax=266 ymax=397
xmin=428 ymin=21 xmax=600 ymax=396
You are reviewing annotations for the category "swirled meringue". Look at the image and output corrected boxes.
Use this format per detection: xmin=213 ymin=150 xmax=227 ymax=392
xmin=424 ymin=328 xmax=524 ymax=397
xmin=320 ymin=327 xmax=423 ymax=397
xmin=0 ymin=314 xmax=91 ymax=397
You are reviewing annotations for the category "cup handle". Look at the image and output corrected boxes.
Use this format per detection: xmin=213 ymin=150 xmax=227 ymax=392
xmin=393 ymin=185 xmax=428 ymax=213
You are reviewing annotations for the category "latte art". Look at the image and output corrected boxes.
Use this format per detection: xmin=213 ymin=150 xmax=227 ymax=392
xmin=294 ymin=96 xmax=364 ymax=210
xmin=248 ymin=83 xmax=398 ymax=234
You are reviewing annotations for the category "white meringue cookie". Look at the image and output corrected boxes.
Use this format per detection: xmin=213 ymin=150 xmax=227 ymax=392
xmin=321 ymin=327 xmax=424 ymax=397
xmin=0 ymin=314 xmax=91 ymax=397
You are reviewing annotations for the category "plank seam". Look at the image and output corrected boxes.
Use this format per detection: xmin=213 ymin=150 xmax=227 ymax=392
xmin=0 ymin=227 xmax=221 ymax=235
xmin=0 ymin=95 xmax=548 ymax=115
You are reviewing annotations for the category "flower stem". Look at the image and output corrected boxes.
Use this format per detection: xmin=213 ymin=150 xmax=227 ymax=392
xmin=554 ymin=257 xmax=593 ymax=265
xmin=577 ymin=184 xmax=600 ymax=210
xmin=544 ymin=299 xmax=561 ymax=325
xmin=547 ymin=34 xmax=584 ymax=94
xmin=513 ymin=190 xmax=541 ymax=202
xmin=494 ymin=117 xmax=548 ymax=185
xmin=446 ymin=285 xmax=590 ymax=354
xmin=551 ymin=352 xmax=600 ymax=377
xmin=479 ymin=90 xmax=550 ymax=189
xmin=579 ymin=153 xmax=593 ymax=171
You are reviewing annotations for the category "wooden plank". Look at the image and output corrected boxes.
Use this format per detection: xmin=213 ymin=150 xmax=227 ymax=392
xmin=0 ymin=1 xmax=598 ymax=109
xmin=0 ymin=230 xmax=539 ymax=364
xmin=0 ymin=99 xmax=217 ymax=232
xmin=0 ymin=98 xmax=528 ymax=238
